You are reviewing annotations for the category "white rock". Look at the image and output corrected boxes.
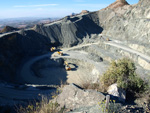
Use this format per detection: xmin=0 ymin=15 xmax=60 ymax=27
xmin=107 ymin=83 xmax=126 ymax=103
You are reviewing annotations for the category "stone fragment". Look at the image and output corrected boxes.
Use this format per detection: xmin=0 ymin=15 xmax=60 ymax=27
xmin=107 ymin=83 xmax=126 ymax=103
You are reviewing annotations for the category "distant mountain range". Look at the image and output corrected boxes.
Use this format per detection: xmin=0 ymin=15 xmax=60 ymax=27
xmin=0 ymin=17 xmax=60 ymax=30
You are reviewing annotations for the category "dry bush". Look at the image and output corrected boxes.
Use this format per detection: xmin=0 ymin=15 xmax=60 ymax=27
xmin=17 ymin=83 xmax=67 ymax=113
xmin=17 ymin=96 xmax=65 ymax=113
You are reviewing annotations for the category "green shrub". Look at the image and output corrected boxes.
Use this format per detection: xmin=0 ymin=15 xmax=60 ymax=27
xmin=98 ymin=99 xmax=122 ymax=113
xmin=100 ymin=58 xmax=148 ymax=93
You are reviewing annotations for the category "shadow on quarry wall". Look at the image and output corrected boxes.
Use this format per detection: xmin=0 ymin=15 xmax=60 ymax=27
xmin=34 ymin=14 xmax=103 ymax=47
xmin=0 ymin=31 xmax=58 ymax=84
xmin=75 ymin=15 xmax=103 ymax=38
xmin=30 ymin=57 xmax=68 ymax=85
xmin=20 ymin=30 xmax=61 ymax=47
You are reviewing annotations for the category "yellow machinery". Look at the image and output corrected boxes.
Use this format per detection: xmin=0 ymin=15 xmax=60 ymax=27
xmin=57 ymin=51 xmax=63 ymax=56
xmin=65 ymin=65 xmax=71 ymax=71
xmin=64 ymin=61 xmax=71 ymax=71
xmin=64 ymin=61 xmax=68 ymax=66
xmin=106 ymin=38 xmax=110 ymax=41
xmin=50 ymin=47 xmax=56 ymax=52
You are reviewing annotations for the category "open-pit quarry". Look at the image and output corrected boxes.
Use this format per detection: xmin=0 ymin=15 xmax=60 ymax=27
xmin=1 ymin=0 xmax=150 ymax=112
xmin=0 ymin=35 xmax=150 ymax=110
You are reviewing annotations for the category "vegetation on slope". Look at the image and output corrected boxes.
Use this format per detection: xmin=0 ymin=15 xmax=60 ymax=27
xmin=100 ymin=58 xmax=148 ymax=93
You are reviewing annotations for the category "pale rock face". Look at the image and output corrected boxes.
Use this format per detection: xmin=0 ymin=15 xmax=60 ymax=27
xmin=129 ymin=44 xmax=145 ymax=53
xmin=101 ymin=0 xmax=150 ymax=57
xmin=107 ymin=83 xmax=126 ymax=103
xmin=138 ymin=57 xmax=150 ymax=70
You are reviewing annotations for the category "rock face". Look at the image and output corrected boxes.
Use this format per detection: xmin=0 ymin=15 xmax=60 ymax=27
xmin=102 ymin=0 xmax=150 ymax=56
xmin=56 ymin=84 xmax=105 ymax=109
xmin=107 ymin=83 xmax=126 ymax=103
xmin=34 ymin=14 xmax=103 ymax=47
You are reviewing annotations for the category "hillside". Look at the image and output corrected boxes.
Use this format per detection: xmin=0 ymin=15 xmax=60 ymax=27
xmin=0 ymin=0 xmax=150 ymax=112
xmin=0 ymin=26 xmax=18 ymax=33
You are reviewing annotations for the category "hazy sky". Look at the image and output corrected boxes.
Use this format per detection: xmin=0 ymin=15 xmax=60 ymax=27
xmin=0 ymin=0 xmax=139 ymax=19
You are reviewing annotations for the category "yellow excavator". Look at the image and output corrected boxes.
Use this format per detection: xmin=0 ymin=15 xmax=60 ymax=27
xmin=64 ymin=61 xmax=71 ymax=71
xmin=64 ymin=61 xmax=68 ymax=66
xmin=57 ymin=51 xmax=63 ymax=56
xmin=65 ymin=65 xmax=71 ymax=71
xmin=50 ymin=47 xmax=56 ymax=52
xmin=106 ymin=38 xmax=110 ymax=41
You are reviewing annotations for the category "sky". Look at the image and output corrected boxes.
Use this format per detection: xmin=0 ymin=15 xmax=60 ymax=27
xmin=0 ymin=0 xmax=139 ymax=19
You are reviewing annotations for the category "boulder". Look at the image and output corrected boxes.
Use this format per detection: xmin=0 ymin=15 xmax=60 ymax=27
xmin=107 ymin=83 xmax=126 ymax=103
xmin=56 ymin=84 xmax=105 ymax=109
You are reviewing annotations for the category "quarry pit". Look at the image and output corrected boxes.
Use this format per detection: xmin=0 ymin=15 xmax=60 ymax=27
xmin=1 ymin=37 xmax=150 ymax=107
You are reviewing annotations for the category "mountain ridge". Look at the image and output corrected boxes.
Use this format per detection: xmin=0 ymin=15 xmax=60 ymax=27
xmin=0 ymin=26 xmax=18 ymax=33
xmin=105 ymin=0 xmax=129 ymax=9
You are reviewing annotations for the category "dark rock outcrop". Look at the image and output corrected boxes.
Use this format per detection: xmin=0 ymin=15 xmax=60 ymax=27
xmin=0 ymin=26 xmax=19 ymax=33
xmin=34 ymin=14 xmax=103 ymax=47
xmin=0 ymin=31 xmax=51 ymax=83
